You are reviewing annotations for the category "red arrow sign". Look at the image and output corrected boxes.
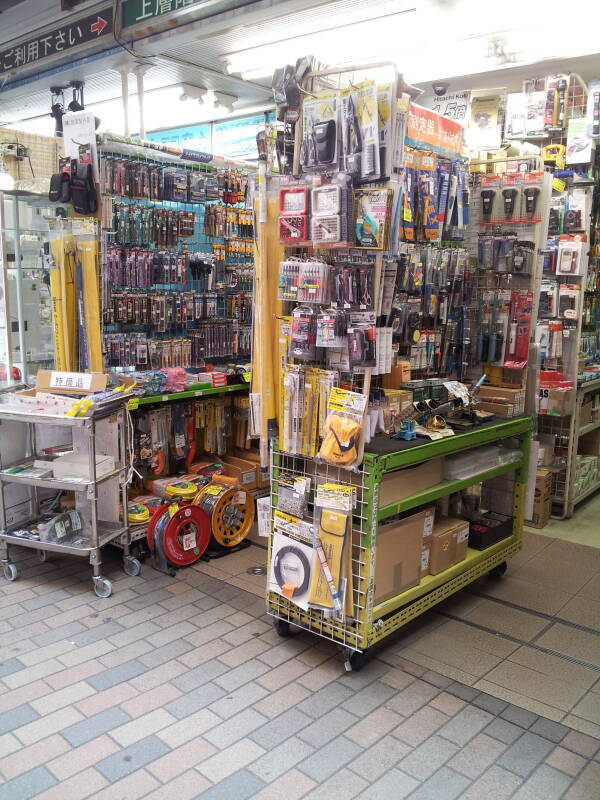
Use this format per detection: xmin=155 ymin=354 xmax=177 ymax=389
xmin=90 ymin=16 xmax=107 ymax=35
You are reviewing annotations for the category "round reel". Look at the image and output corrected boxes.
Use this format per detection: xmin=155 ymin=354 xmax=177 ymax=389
xmin=193 ymin=481 xmax=255 ymax=548
xmin=146 ymin=502 xmax=211 ymax=567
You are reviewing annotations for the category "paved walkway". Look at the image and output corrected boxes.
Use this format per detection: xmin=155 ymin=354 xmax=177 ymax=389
xmin=0 ymin=547 xmax=598 ymax=799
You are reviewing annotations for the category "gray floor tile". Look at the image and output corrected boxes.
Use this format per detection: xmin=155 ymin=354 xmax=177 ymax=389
xmin=347 ymin=734 xmax=410 ymax=782
xmin=0 ymin=658 xmax=25 ymax=679
xmin=496 ymin=731 xmax=555 ymax=778
xmin=297 ymin=708 xmax=358 ymax=749
xmin=96 ymin=735 xmax=170 ymax=782
xmin=193 ymin=768 xmax=265 ymax=800
xmin=399 ymin=734 xmax=459 ymax=781
xmin=511 ymin=764 xmax=573 ymax=799
xmin=171 ymin=658 xmax=229 ymax=692
xmin=204 ymin=707 xmax=268 ymax=749
xmin=357 ymin=768 xmax=419 ymax=799
xmin=385 ymin=679 xmax=440 ymax=717
xmin=529 ymin=717 xmax=570 ymax=743
xmin=341 ymin=680 xmax=396 ymax=718
xmin=500 ymin=704 xmax=539 ymax=730
xmin=297 ymin=682 xmax=355 ymax=719
xmin=472 ymin=693 xmax=509 ymax=716
xmin=485 ymin=717 xmax=525 ymax=745
xmin=208 ymin=681 xmax=270 ymax=720
xmin=62 ymin=707 xmax=132 ymax=746
xmin=0 ymin=703 xmax=39 ymax=736
xmin=407 ymin=765 xmax=471 ymax=800
xmin=438 ymin=706 xmax=494 ymax=746
xmin=445 ymin=683 xmax=480 ymax=702
xmin=250 ymin=707 xmax=315 ymax=749
xmin=297 ymin=735 xmax=362 ymax=782
xmin=86 ymin=658 xmax=147 ymax=691
xmin=249 ymin=735 xmax=314 ymax=782
xmin=164 ymin=682 xmax=227 ymax=719
xmin=0 ymin=766 xmax=57 ymax=800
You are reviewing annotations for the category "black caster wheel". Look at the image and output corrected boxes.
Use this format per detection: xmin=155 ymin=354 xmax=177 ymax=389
xmin=274 ymin=619 xmax=292 ymax=637
xmin=344 ymin=649 xmax=368 ymax=672
xmin=488 ymin=561 xmax=508 ymax=579
xmin=2 ymin=562 xmax=17 ymax=582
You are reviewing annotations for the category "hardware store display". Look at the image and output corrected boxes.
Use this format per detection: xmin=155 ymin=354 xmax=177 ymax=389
xmin=255 ymin=61 xmax=534 ymax=670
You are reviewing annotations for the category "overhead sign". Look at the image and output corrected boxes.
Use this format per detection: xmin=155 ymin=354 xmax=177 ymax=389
xmin=122 ymin=0 xmax=256 ymax=31
xmin=420 ymin=89 xmax=471 ymax=127
xmin=406 ymin=104 xmax=464 ymax=158
xmin=0 ymin=7 xmax=113 ymax=76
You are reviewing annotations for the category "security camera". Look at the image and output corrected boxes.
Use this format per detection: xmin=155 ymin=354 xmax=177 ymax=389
xmin=432 ymin=83 xmax=449 ymax=97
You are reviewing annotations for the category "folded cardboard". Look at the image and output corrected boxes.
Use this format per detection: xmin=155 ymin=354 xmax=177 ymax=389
xmin=429 ymin=517 xmax=470 ymax=575
xmin=52 ymin=453 xmax=115 ymax=481
xmin=580 ymin=402 xmax=593 ymax=427
xmin=379 ymin=458 xmax=444 ymax=507
xmin=374 ymin=509 xmax=428 ymax=604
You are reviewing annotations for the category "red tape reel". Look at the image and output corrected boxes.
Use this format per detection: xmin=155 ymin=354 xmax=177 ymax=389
xmin=146 ymin=504 xmax=211 ymax=567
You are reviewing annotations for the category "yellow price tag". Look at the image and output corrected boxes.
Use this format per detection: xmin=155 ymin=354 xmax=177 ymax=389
xmin=204 ymin=485 xmax=222 ymax=496
xmin=403 ymin=206 xmax=412 ymax=223
xmin=127 ymin=398 xmax=139 ymax=411
xmin=168 ymin=503 xmax=179 ymax=517
xmin=242 ymin=372 xmax=251 ymax=383
xmin=552 ymin=177 xmax=566 ymax=193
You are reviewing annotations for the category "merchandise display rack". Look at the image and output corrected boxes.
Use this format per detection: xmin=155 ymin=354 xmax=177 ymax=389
xmin=268 ymin=417 xmax=531 ymax=667
xmin=0 ymin=394 xmax=137 ymax=598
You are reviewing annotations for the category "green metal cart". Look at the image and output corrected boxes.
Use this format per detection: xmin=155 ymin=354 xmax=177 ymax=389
xmin=267 ymin=416 xmax=531 ymax=670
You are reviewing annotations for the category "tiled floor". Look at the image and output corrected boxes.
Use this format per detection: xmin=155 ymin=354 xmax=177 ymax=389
xmin=538 ymin=493 xmax=600 ymax=548
xmin=196 ymin=532 xmax=600 ymax=738
xmin=1 ymin=545 xmax=599 ymax=799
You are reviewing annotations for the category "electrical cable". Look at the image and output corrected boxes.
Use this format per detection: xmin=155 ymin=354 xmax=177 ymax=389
xmin=273 ymin=544 xmax=311 ymax=597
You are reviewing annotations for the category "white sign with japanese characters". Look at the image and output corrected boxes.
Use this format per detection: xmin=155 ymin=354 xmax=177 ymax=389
xmin=62 ymin=111 xmax=99 ymax=182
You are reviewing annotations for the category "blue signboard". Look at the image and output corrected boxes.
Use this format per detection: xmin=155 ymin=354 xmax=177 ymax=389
xmin=146 ymin=123 xmax=211 ymax=153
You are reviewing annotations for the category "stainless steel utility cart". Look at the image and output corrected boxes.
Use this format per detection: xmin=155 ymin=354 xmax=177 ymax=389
xmin=0 ymin=394 xmax=139 ymax=597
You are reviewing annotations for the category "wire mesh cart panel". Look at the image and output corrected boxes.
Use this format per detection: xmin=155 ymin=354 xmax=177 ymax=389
xmin=267 ymin=416 xmax=531 ymax=668
xmin=0 ymin=396 xmax=139 ymax=597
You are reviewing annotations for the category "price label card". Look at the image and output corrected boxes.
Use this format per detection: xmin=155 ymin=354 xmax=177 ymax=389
xmin=182 ymin=532 xmax=197 ymax=550
xmin=204 ymin=485 xmax=222 ymax=496
xmin=168 ymin=503 xmax=179 ymax=517
xmin=50 ymin=371 xmax=93 ymax=391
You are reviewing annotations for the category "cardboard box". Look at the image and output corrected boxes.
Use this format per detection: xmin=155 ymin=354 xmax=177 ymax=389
xmin=477 ymin=401 xmax=515 ymax=419
xmin=420 ymin=542 xmax=431 ymax=576
xmin=429 ymin=517 xmax=470 ymax=575
xmin=382 ymin=360 xmax=411 ymax=389
xmin=374 ymin=509 xmax=425 ymax=604
xmin=534 ymin=469 xmax=553 ymax=501
xmin=221 ymin=456 xmax=257 ymax=489
xmin=478 ymin=386 xmax=525 ymax=416
xmin=7 ymin=371 xmax=109 ymax=415
xmin=232 ymin=448 xmax=269 ymax=488
xmin=379 ymin=458 xmax=444 ymax=507
xmin=527 ymin=496 xmax=551 ymax=528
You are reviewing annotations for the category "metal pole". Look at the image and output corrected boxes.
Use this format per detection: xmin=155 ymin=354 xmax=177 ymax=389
xmin=12 ymin=197 xmax=27 ymax=382
xmin=120 ymin=69 xmax=130 ymax=138
xmin=0 ymin=192 xmax=15 ymax=385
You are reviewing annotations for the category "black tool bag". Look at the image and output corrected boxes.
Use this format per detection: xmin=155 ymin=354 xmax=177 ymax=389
xmin=70 ymin=160 xmax=97 ymax=215
xmin=49 ymin=170 xmax=71 ymax=203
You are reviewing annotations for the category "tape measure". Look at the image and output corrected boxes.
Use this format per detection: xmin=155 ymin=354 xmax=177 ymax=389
xmin=146 ymin=502 xmax=211 ymax=567
xmin=193 ymin=479 xmax=255 ymax=548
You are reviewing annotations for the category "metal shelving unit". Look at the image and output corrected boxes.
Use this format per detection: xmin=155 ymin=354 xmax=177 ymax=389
xmin=0 ymin=395 xmax=139 ymax=597
xmin=267 ymin=417 xmax=531 ymax=668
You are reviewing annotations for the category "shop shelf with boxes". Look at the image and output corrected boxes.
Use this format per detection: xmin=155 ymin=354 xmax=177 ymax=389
xmin=267 ymin=416 xmax=531 ymax=670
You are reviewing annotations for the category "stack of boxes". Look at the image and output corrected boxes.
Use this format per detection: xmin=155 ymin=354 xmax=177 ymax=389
xmin=374 ymin=505 xmax=470 ymax=604
xmin=573 ymin=454 xmax=599 ymax=499
xmin=477 ymin=385 xmax=526 ymax=418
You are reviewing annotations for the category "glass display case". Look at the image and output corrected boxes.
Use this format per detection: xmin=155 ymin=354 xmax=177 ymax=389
xmin=0 ymin=191 xmax=65 ymax=386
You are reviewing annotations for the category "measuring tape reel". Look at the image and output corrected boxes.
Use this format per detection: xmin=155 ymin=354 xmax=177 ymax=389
xmin=193 ymin=476 xmax=255 ymax=548
xmin=146 ymin=502 xmax=211 ymax=567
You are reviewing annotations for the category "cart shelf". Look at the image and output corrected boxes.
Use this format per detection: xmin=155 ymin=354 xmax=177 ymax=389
xmin=378 ymin=459 xmax=523 ymax=521
xmin=267 ymin=416 xmax=532 ymax=661
xmin=0 ymin=464 xmax=126 ymax=493
xmin=1 ymin=523 xmax=127 ymax=555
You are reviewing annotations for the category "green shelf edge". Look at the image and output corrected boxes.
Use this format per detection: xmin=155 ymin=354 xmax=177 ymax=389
xmin=377 ymin=459 xmax=523 ymax=521
xmin=129 ymin=383 xmax=248 ymax=408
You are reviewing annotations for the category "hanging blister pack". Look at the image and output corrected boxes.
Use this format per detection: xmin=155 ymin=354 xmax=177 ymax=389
xmin=318 ymin=387 xmax=367 ymax=471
